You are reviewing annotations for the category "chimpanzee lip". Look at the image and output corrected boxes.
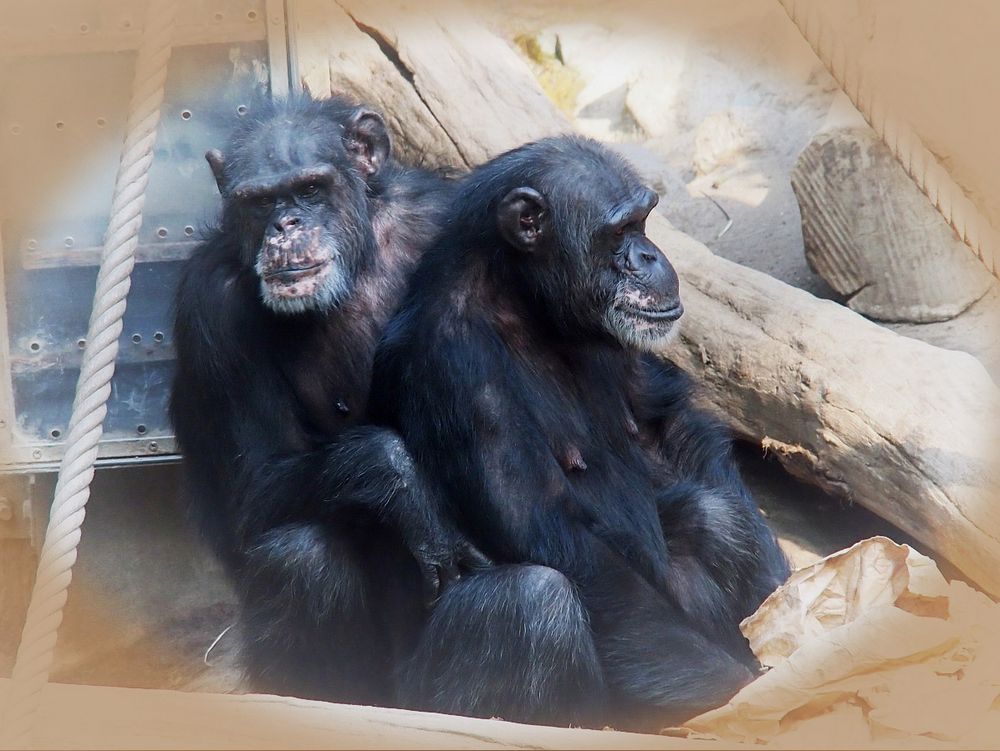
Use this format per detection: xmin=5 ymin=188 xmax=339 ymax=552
xmin=620 ymin=303 xmax=684 ymax=322
xmin=264 ymin=263 xmax=324 ymax=282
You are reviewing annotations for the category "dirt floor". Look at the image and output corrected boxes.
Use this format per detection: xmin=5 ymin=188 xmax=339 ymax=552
xmin=1 ymin=447 xmax=922 ymax=694
xmin=1 ymin=0 xmax=992 ymax=697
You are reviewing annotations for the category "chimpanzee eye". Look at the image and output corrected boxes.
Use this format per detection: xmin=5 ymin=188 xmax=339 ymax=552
xmin=254 ymin=195 xmax=274 ymax=211
xmin=300 ymin=182 xmax=321 ymax=198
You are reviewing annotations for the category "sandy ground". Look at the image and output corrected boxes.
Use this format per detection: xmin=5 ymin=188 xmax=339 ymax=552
xmin=2 ymin=448 xmax=920 ymax=694
xmin=1 ymin=0 xmax=990 ymax=697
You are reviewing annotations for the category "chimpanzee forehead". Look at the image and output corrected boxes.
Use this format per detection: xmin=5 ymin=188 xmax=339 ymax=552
xmin=229 ymin=116 xmax=347 ymax=184
xmin=551 ymin=146 xmax=650 ymax=219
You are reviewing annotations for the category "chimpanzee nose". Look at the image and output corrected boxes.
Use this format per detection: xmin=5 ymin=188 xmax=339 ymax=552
xmin=628 ymin=238 xmax=680 ymax=303
xmin=274 ymin=216 xmax=300 ymax=233
xmin=627 ymin=243 xmax=663 ymax=272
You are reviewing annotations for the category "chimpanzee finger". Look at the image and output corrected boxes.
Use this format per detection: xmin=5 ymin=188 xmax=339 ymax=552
xmin=457 ymin=542 xmax=492 ymax=572
xmin=437 ymin=560 xmax=461 ymax=587
xmin=420 ymin=562 xmax=441 ymax=607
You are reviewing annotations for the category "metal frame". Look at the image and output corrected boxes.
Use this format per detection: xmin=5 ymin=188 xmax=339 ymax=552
xmin=0 ymin=2 xmax=292 ymax=475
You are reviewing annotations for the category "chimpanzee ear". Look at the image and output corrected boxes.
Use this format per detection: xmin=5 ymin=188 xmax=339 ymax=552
xmin=205 ymin=149 xmax=227 ymax=194
xmin=344 ymin=109 xmax=391 ymax=179
xmin=497 ymin=187 xmax=548 ymax=252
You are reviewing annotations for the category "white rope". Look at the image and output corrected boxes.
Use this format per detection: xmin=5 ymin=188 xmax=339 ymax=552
xmin=778 ymin=0 xmax=998 ymax=277
xmin=0 ymin=2 xmax=176 ymax=746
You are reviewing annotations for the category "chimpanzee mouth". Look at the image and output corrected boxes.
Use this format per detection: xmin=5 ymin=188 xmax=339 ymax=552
xmin=620 ymin=303 xmax=684 ymax=322
xmin=264 ymin=263 xmax=325 ymax=283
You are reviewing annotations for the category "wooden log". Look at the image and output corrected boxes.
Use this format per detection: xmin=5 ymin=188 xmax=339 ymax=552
xmin=287 ymin=0 xmax=464 ymax=170
xmin=656 ymin=216 xmax=1000 ymax=597
xmin=0 ymin=678 xmax=732 ymax=750
xmin=791 ymin=126 xmax=994 ymax=322
xmin=286 ymin=1 xmax=1000 ymax=596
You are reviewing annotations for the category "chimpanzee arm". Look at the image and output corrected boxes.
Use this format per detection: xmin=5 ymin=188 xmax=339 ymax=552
xmin=371 ymin=329 xmax=582 ymax=569
xmin=634 ymin=354 xmax=747 ymax=491
xmin=233 ymin=425 xmax=488 ymax=597
xmin=635 ymin=354 xmax=789 ymax=607
xmin=171 ymin=255 xmax=484 ymax=598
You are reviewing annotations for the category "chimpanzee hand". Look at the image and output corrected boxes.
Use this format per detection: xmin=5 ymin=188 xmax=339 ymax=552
xmin=410 ymin=528 xmax=492 ymax=606
xmin=317 ymin=426 xmax=491 ymax=603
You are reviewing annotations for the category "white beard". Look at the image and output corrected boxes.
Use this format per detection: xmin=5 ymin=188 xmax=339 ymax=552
xmin=258 ymin=263 xmax=351 ymax=315
xmin=603 ymin=303 xmax=681 ymax=353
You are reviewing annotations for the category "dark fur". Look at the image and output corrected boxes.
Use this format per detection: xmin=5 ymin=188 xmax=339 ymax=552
xmin=371 ymin=136 xmax=790 ymax=729
xmin=170 ymin=95 xmax=463 ymax=703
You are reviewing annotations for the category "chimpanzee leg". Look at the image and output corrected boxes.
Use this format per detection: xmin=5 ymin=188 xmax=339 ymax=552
xmin=655 ymin=481 xmax=788 ymax=667
xmin=237 ymin=521 xmax=394 ymax=704
xmin=581 ymin=560 xmax=754 ymax=732
xmin=399 ymin=564 xmax=605 ymax=727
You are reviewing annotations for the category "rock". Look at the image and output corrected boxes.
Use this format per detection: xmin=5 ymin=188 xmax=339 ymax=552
xmin=791 ymin=126 xmax=994 ymax=322
xmin=693 ymin=110 xmax=758 ymax=175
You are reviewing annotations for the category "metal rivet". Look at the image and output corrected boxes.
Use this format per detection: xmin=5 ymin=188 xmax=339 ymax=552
xmin=55 ymin=121 xmax=65 ymax=130
xmin=29 ymin=341 xmax=40 ymax=352
xmin=148 ymin=441 xmax=159 ymax=452
xmin=96 ymin=116 xmax=107 ymax=127
xmin=156 ymin=227 xmax=168 ymax=238
xmin=136 ymin=424 xmax=148 ymax=435
xmin=184 ymin=225 xmax=195 ymax=236
xmin=77 ymin=338 xmax=87 ymax=349
xmin=237 ymin=104 xmax=248 ymax=116
xmin=153 ymin=331 xmax=164 ymax=343
xmin=79 ymin=23 xmax=89 ymax=33
xmin=26 ymin=238 xmax=38 ymax=250
xmin=247 ymin=10 xmax=257 ymax=20
xmin=213 ymin=11 xmax=224 ymax=21
xmin=50 ymin=428 xmax=62 ymax=439
xmin=64 ymin=236 xmax=74 ymax=247
xmin=32 ymin=449 xmax=42 ymax=459
xmin=181 ymin=109 xmax=192 ymax=121
xmin=132 ymin=333 xmax=142 ymax=344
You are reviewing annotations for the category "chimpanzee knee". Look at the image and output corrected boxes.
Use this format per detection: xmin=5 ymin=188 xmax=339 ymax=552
xmin=238 ymin=522 xmax=392 ymax=703
xmin=583 ymin=561 xmax=755 ymax=731
xmin=399 ymin=564 xmax=604 ymax=726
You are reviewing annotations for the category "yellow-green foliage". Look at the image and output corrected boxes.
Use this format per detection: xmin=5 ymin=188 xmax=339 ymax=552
xmin=513 ymin=33 xmax=583 ymax=117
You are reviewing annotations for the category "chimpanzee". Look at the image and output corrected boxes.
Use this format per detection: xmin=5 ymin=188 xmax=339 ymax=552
xmin=370 ymin=135 xmax=790 ymax=730
xmin=169 ymin=94 xmax=485 ymax=704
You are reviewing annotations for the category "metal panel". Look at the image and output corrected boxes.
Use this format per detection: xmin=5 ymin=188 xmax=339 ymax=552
xmin=0 ymin=0 xmax=285 ymax=469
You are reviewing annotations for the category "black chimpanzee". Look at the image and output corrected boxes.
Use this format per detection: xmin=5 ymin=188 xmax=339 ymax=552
xmin=370 ymin=135 xmax=790 ymax=730
xmin=169 ymin=94 xmax=485 ymax=704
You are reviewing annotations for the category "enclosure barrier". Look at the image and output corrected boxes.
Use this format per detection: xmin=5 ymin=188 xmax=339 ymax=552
xmin=0 ymin=1 xmax=177 ymax=746
xmin=778 ymin=0 xmax=999 ymax=276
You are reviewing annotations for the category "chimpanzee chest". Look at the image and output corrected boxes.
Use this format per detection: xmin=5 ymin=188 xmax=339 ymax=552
xmin=276 ymin=316 xmax=378 ymax=436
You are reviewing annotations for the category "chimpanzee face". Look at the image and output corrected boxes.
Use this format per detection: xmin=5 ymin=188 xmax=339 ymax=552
xmin=592 ymin=186 xmax=683 ymax=352
xmin=206 ymin=106 xmax=389 ymax=315
xmin=496 ymin=150 xmax=682 ymax=353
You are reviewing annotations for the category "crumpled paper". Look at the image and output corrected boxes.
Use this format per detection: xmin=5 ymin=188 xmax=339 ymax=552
xmin=674 ymin=536 xmax=1000 ymax=748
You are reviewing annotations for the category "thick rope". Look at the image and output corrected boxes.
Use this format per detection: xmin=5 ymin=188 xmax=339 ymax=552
xmin=0 ymin=2 xmax=176 ymax=746
xmin=778 ymin=0 xmax=998 ymax=276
